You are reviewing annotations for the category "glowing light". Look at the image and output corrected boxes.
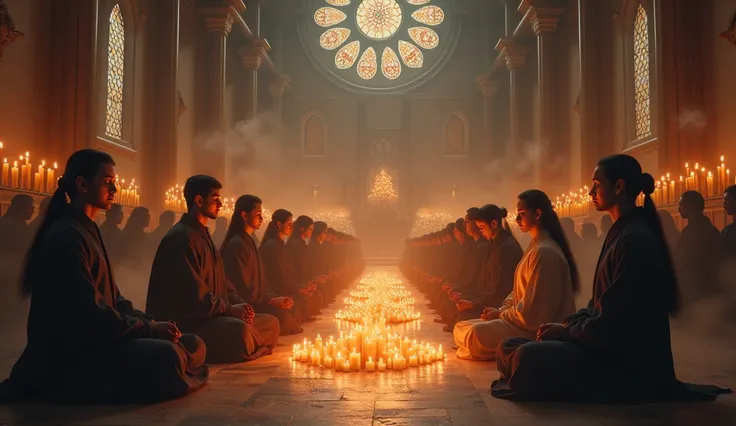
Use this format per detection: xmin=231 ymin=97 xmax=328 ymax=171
xmin=367 ymin=168 xmax=398 ymax=206
xmin=410 ymin=212 xmax=453 ymax=237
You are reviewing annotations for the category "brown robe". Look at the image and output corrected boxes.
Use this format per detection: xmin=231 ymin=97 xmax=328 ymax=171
xmin=147 ymin=213 xmax=279 ymax=363
xmin=1 ymin=207 xmax=208 ymax=404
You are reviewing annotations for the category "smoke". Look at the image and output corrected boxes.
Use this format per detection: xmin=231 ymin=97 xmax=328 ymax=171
xmin=677 ymin=108 xmax=708 ymax=132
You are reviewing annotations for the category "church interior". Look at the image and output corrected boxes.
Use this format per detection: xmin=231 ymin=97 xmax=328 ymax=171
xmin=0 ymin=0 xmax=735 ymax=424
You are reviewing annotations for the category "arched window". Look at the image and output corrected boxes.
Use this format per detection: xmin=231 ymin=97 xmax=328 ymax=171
xmin=444 ymin=112 xmax=467 ymax=156
xmin=633 ymin=4 xmax=651 ymax=140
xmin=105 ymin=4 xmax=125 ymax=140
xmin=302 ymin=112 xmax=325 ymax=156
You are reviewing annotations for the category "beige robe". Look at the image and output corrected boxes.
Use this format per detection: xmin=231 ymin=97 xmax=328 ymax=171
xmin=453 ymin=233 xmax=577 ymax=360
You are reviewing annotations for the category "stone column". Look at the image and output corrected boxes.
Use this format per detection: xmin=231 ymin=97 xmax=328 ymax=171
xmin=269 ymin=74 xmax=291 ymax=121
xmin=495 ymin=38 xmax=528 ymax=163
xmin=527 ymin=0 xmax=566 ymax=192
xmin=475 ymin=74 xmax=499 ymax=158
xmin=196 ymin=4 xmax=236 ymax=178
xmin=239 ymin=38 xmax=271 ymax=122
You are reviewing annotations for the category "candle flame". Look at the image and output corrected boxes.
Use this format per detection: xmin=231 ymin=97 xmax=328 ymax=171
xmin=25 ymin=151 xmax=29 ymax=157
xmin=53 ymin=162 xmax=57 ymax=169
xmin=14 ymin=161 xmax=17 ymax=167
xmin=42 ymin=160 xmax=45 ymax=166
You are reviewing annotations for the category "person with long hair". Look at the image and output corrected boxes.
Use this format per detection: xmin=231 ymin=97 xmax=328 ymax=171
xmin=453 ymin=190 xmax=579 ymax=360
xmin=220 ymin=195 xmax=302 ymax=335
xmin=260 ymin=209 xmax=318 ymax=319
xmin=0 ymin=149 xmax=208 ymax=404
xmin=491 ymin=154 xmax=731 ymax=403
xmin=147 ymin=175 xmax=279 ymax=363
xmin=454 ymin=204 xmax=523 ymax=323
xmin=287 ymin=215 xmax=331 ymax=301
xmin=119 ymin=206 xmax=152 ymax=264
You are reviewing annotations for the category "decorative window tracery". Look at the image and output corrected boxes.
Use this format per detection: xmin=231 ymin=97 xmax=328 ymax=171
xmin=105 ymin=4 xmax=125 ymax=140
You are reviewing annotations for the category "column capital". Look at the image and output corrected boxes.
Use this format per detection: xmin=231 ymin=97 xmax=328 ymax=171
xmin=495 ymin=37 xmax=528 ymax=70
xmin=197 ymin=1 xmax=246 ymax=36
xmin=475 ymin=74 xmax=499 ymax=98
xmin=269 ymin=74 xmax=291 ymax=98
xmin=238 ymin=38 xmax=272 ymax=70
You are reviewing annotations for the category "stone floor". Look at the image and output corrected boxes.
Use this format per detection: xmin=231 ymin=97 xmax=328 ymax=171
xmin=1 ymin=266 xmax=735 ymax=425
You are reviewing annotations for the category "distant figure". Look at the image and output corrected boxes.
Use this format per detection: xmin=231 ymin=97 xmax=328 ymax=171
xmin=27 ymin=196 xmax=51 ymax=236
xmin=454 ymin=190 xmax=578 ymax=360
xmin=150 ymin=210 xmax=176 ymax=244
xmin=0 ymin=194 xmax=35 ymax=255
xmin=147 ymin=175 xmax=279 ymax=363
xmin=657 ymin=210 xmax=680 ymax=250
xmin=0 ymin=149 xmax=208 ymax=404
xmin=492 ymin=154 xmax=731 ymax=403
xmin=211 ymin=216 xmax=227 ymax=249
xmin=722 ymin=185 xmax=736 ymax=259
xmin=99 ymin=203 xmax=124 ymax=260
xmin=120 ymin=206 xmax=151 ymax=263
xmin=675 ymin=191 xmax=721 ymax=301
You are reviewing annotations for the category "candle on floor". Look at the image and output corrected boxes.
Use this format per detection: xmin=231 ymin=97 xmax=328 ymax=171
xmin=311 ymin=351 xmax=321 ymax=367
xmin=323 ymin=355 xmax=333 ymax=369
xmin=335 ymin=352 xmax=345 ymax=372
xmin=365 ymin=356 xmax=375 ymax=372
xmin=377 ymin=358 xmax=386 ymax=372
xmin=349 ymin=349 xmax=361 ymax=371
xmin=343 ymin=360 xmax=351 ymax=372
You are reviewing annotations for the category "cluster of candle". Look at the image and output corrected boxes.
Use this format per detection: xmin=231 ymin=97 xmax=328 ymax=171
xmin=291 ymin=327 xmax=444 ymax=373
xmin=335 ymin=272 xmax=420 ymax=324
xmin=410 ymin=212 xmax=454 ymax=237
xmin=164 ymin=184 xmax=186 ymax=213
xmin=112 ymin=175 xmax=140 ymax=206
xmin=291 ymin=272 xmax=445 ymax=372
xmin=636 ymin=156 xmax=733 ymax=206
xmin=367 ymin=169 xmax=398 ymax=206
xmin=312 ymin=211 xmax=355 ymax=235
xmin=0 ymin=143 xmax=58 ymax=193
xmin=219 ymin=197 xmax=236 ymax=217
xmin=554 ymin=187 xmax=592 ymax=218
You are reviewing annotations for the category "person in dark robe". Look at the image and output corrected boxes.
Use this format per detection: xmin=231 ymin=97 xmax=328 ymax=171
xmin=260 ymin=209 xmax=319 ymax=319
xmin=287 ymin=215 xmax=331 ymax=301
xmin=0 ymin=149 xmax=208 ymax=404
xmin=99 ymin=203 xmax=124 ymax=260
xmin=307 ymin=221 xmax=331 ymax=280
xmin=674 ymin=190 xmax=721 ymax=302
xmin=600 ymin=214 xmax=613 ymax=238
xmin=221 ymin=194 xmax=302 ymax=335
xmin=150 ymin=210 xmax=176 ymax=244
xmin=146 ymin=175 xmax=280 ymax=364
xmin=119 ymin=206 xmax=152 ymax=264
xmin=491 ymin=154 xmax=731 ymax=403
xmin=0 ymin=194 xmax=34 ymax=255
xmin=211 ymin=216 xmax=227 ymax=249
xmin=27 ymin=196 xmax=51 ymax=236
xmin=454 ymin=205 xmax=523 ymax=324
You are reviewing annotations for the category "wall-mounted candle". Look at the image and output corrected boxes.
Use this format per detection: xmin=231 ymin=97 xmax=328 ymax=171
xmin=2 ymin=158 xmax=8 ymax=186
xmin=706 ymin=171 xmax=714 ymax=197
xmin=11 ymin=160 xmax=19 ymax=188
xmin=20 ymin=156 xmax=27 ymax=189
xmin=46 ymin=163 xmax=56 ymax=193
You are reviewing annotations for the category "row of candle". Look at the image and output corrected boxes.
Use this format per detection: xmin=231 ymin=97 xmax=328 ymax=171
xmin=554 ymin=188 xmax=592 ymax=219
xmin=0 ymin=145 xmax=58 ymax=194
xmin=410 ymin=212 xmax=455 ymax=238
xmin=334 ymin=272 xmax=421 ymax=324
xmin=112 ymin=176 xmax=141 ymax=206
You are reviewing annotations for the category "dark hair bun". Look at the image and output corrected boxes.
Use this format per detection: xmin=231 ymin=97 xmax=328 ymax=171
xmin=499 ymin=207 xmax=508 ymax=219
xmin=641 ymin=173 xmax=655 ymax=196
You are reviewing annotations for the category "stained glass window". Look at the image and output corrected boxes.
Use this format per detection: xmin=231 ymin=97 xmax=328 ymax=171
xmin=105 ymin=4 xmax=124 ymax=140
xmin=356 ymin=0 xmax=402 ymax=40
xmin=312 ymin=0 xmax=445 ymax=82
xmin=633 ymin=4 xmax=651 ymax=140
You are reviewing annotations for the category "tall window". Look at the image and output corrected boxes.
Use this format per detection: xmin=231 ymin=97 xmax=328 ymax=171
xmin=303 ymin=113 xmax=325 ymax=156
xmin=633 ymin=4 xmax=651 ymax=140
xmin=444 ymin=113 xmax=467 ymax=156
xmin=105 ymin=4 xmax=125 ymax=140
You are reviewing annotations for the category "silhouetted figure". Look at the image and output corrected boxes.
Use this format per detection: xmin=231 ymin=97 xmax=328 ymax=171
xmin=0 ymin=194 xmax=35 ymax=257
xmin=99 ymin=203 xmax=124 ymax=260
xmin=120 ymin=206 xmax=151 ymax=264
xmin=147 ymin=175 xmax=279 ymax=363
xmin=657 ymin=209 xmax=680 ymax=250
xmin=211 ymin=216 xmax=227 ymax=249
xmin=0 ymin=149 xmax=208 ymax=404
xmin=675 ymin=191 xmax=721 ymax=301
xmin=27 ymin=196 xmax=51 ymax=236
xmin=492 ymin=154 xmax=731 ymax=403
xmin=150 ymin=210 xmax=176 ymax=245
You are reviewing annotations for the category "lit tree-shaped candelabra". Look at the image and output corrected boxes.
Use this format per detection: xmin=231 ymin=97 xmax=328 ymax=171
xmin=367 ymin=168 xmax=398 ymax=207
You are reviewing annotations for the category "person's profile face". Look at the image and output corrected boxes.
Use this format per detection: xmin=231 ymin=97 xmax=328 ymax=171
xmin=246 ymin=203 xmax=264 ymax=230
xmin=199 ymin=188 xmax=222 ymax=220
xmin=86 ymin=163 xmax=117 ymax=210
xmin=476 ymin=220 xmax=491 ymax=239
xmin=279 ymin=216 xmax=294 ymax=237
xmin=515 ymin=198 xmax=538 ymax=234
xmin=589 ymin=166 xmax=616 ymax=212
xmin=303 ymin=224 xmax=314 ymax=239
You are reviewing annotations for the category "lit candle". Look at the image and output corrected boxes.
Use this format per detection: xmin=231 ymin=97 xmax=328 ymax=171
xmin=335 ymin=352 xmax=345 ymax=372
xmin=34 ymin=172 xmax=40 ymax=192
xmin=11 ymin=160 xmax=19 ymax=188
xmin=1 ymin=158 xmax=8 ymax=186
xmin=20 ymin=158 xmax=27 ymax=190
xmin=343 ymin=360 xmax=351 ymax=372
xmin=315 ymin=334 xmax=323 ymax=351
xmin=706 ymin=171 xmax=714 ymax=198
xmin=349 ymin=349 xmax=361 ymax=371
xmin=37 ymin=161 xmax=45 ymax=192
xmin=311 ymin=351 xmax=321 ymax=367
xmin=323 ymin=355 xmax=333 ymax=369
xmin=377 ymin=358 xmax=386 ymax=372
xmin=46 ymin=163 xmax=56 ymax=193
xmin=365 ymin=356 xmax=375 ymax=372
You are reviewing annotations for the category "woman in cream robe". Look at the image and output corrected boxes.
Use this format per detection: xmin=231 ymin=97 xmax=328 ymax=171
xmin=454 ymin=190 xmax=579 ymax=360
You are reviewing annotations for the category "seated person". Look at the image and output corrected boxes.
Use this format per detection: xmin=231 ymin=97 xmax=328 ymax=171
xmin=491 ymin=155 xmax=731 ymax=403
xmin=221 ymin=195 xmax=303 ymax=335
xmin=454 ymin=190 xmax=578 ymax=360
xmin=147 ymin=175 xmax=279 ymax=364
xmin=0 ymin=149 xmax=208 ymax=404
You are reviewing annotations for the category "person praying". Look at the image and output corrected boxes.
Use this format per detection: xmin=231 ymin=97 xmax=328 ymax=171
xmin=453 ymin=190 xmax=579 ymax=360
xmin=260 ymin=209 xmax=319 ymax=319
xmin=221 ymin=195 xmax=303 ymax=335
xmin=674 ymin=190 xmax=721 ymax=302
xmin=146 ymin=175 xmax=280 ymax=364
xmin=287 ymin=215 xmax=331 ymax=301
xmin=0 ymin=149 xmax=208 ymax=404
xmin=454 ymin=204 xmax=522 ymax=322
xmin=491 ymin=154 xmax=731 ymax=403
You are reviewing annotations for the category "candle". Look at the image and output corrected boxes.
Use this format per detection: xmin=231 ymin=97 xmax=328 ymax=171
xmin=20 ymin=162 xmax=27 ymax=190
xmin=46 ymin=163 xmax=56 ymax=193
xmin=437 ymin=345 xmax=444 ymax=360
xmin=335 ymin=352 xmax=345 ymax=372
xmin=365 ymin=356 xmax=375 ymax=372
xmin=11 ymin=161 xmax=19 ymax=188
xmin=343 ymin=360 xmax=351 ymax=372
xmin=377 ymin=358 xmax=386 ymax=372
xmin=706 ymin=171 xmax=714 ymax=198
xmin=349 ymin=349 xmax=361 ymax=371
xmin=323 ymin=355 xmax=333 ymax=369
xmin=315 ymin=334 xmax=323 ymax=351
xmin=34 ymin=172 xmax=40 ymax=192
xmin=2 ymin=158 xmax=8 ymax=186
